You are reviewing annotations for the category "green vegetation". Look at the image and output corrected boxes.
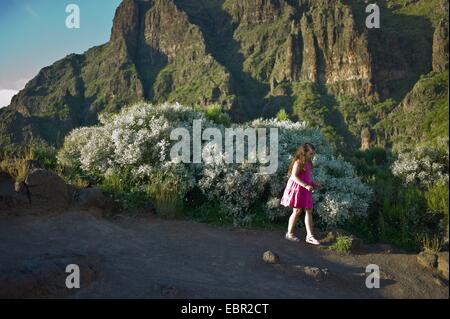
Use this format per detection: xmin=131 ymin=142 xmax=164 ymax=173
xmin=146 ymin=167 xmax=192 ymax=218
xmin=387 ymin=0 xmax=444 ymax=27
xmin=194 ymin=103 xmax=231 ymax=126
xmin=276 ymin=109 xmax=289 ymax=121
xmin=376 ymin=71 xmax=449 ymax=150
xmin=426 ymin=181 xmax=449 ymax=238
xmin=420 ymin=234 xmax=443 ymax=254
xmin=291 ymin=81 xmax=354 ymax=150
xmin=330 ymin=235 xmax=353 ymax=254
xmin=342 ymin=146 xmax=449 ymax=250
xmin=0 ymin=139 xmax=57 ymax=183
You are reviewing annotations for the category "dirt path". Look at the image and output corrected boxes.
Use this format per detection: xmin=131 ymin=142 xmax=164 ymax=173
xmin=0 ymin=210 xmax=448 ymax=299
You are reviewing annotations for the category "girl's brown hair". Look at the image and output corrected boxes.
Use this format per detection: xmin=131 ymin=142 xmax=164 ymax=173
xmin=287 ymin=143 xmax=316 ymax=176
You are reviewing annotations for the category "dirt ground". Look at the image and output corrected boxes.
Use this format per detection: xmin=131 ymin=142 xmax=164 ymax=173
xmin=0 ymin=210 xmax=448 ymax=299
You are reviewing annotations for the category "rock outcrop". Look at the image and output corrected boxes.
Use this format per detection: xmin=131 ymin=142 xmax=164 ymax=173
xmin=0 ymin=172 xmax=16 ymax=209
xmin=432 ymin=1 xmax=449 ymax=72
xmin=25 ymin=169 xmax=72 ymax=208
xmin=1 ymin=167 xmax=114 ymax=214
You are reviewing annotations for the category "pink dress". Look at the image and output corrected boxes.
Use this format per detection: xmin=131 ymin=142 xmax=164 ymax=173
xmin=280 ymin=161 xmax=313 ymax=209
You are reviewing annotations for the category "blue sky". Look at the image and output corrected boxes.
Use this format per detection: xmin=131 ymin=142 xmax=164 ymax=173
xmin=0 ymin=0 xmax=122 ymax=106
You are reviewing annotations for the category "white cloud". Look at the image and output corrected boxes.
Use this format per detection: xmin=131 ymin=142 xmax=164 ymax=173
xmin=0 ymin=90 xmax=18 ymax=108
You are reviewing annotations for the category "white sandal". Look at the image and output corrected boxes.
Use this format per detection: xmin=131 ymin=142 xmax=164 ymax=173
xmin=285 ymin=233 xmax=300 ymax=242
xmin=306 ymin=235 xmax=320 ymax=245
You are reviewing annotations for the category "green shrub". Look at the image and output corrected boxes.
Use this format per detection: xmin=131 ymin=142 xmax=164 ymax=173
xmin=26 ymin=140 xmax=57 ymax=170
xmin=196 ymin=103 xmax=231 ymax=126
xmin=420 ymin=234 xmax=442 ymax=254
xmin=146 ymin=165 xmax=195 ymax=218
xmin=379 ymin=186 xmax=427 ymax=249
xmin=101 ymin=173 xmax=126 ymax=194
xmin=330 ymin=235 xmax=353 ymax=254
xmin=276 ymin=108 xmax=289 ymax=121
xmin=185 ymin=201 xmax=233 ymax=226
xmin=426 ymin=181 xmax=449 ymax=238
xmin=0 ymin=138 xmax=57 ymax=182
xmin=0 ymin=158 xmax=28 ymax=183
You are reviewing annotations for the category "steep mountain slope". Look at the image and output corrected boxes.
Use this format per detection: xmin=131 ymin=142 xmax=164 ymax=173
xmin=375 ymin=0 xmax=449 ymax=149
xmin=0 ymin=0 xmax=446 ymax=149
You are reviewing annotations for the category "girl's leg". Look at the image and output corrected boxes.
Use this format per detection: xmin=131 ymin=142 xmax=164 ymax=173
xmin=287 ymin=208 xmax=302 ymax=235
xmin=304 ymin=208 xmax=314 ymax=237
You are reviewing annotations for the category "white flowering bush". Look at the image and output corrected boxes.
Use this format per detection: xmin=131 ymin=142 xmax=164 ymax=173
xmin=249 ymin=119 xmax=373 ymax=227
xmin=311 ymin=154 xmax=373 ymax=226
xmin=58 ymin=102 xmax=373 ymax=227
xmin=58 ymin=102 xmax=207 ymax=181
xmin=392 ymin=139 xmax=449 ymax=188
xmin=58 ymin=102 xmax=208 ymax=214
xmin=199 ymin=158 xmax=270 ymax=226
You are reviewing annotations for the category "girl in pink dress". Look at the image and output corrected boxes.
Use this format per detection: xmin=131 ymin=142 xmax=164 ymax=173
xmin=280 ymin=143 xmax=323 ymax=245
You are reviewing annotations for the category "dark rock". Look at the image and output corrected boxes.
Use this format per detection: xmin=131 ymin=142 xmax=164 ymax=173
xmin=25 ymin=169 xmax=72 ymax=207
xmin=14 ymin=181 xmax=31 ymax=204
xmin=349 ymin=235 xmax=363 ymax=252
xmin=0 ymin=172 xmax=16 ymax=208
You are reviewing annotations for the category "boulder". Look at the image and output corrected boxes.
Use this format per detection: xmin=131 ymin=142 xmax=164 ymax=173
xmin=0 ymin=172 xmax=16 ymax=208
xmin=349 ymin=235 xmax=363 ymax=252
xmin=25 ymin=169 xmax=72 ymax=207
xmin=437 ymin=252 xmax=449 ymax=280
xmin=417 ymin=252 xmax=438 ymax=270
xmin=75 ymin=187 xmax=113 ymax=214
xmin=262 ymin=250 xmax=280 ymax=264
xmin=14 ymin=181 xmax=31 ymax=204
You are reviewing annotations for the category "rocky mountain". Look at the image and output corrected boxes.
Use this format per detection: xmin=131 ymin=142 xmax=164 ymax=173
xmin=375 ymin=0 xmax=449 ymax=150
xmin=0 ymin=0 xmax=448 ymax=149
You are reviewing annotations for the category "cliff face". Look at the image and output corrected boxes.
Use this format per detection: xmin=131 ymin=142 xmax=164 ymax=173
xmin=432 ymin=1 xmax=449 ymax=72
xmin=267 ymin=0 xmax=374 ymax=101
xmin=0 ymin=0 xmax=446 ymax=147
xmin=372 ymin=0 xmax=449 ymax=150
